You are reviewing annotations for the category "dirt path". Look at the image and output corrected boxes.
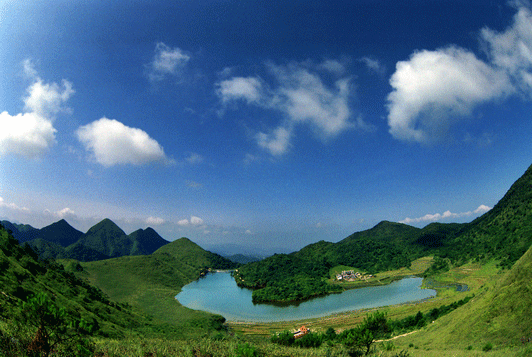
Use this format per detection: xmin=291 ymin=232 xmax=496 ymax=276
xmin=376 ymin=330 xmax=418 ymax=342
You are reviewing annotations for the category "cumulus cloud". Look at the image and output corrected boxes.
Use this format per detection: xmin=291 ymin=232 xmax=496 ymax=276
xmin=0 ymin=112 xmax=57 ymax=158
xmin=147 ymin=42 xmax=191 ymax=81
xmin=0 ymin=60 xmax=74 ymax=158
xmin=387 ymin=4 xmax=532 ymax=144
xmin=387 ymin=46 xmax=513 ymax=143
xmin=177 ymin=215 xmax=204 ymax=226
xmin=256 ymin=126 xmax=292 ymax=156
xmin=146 ymin=216 xmax=165 ymax=225
xmin=24 ymin=78 xmax=74 ymax=118
xmin=399 ymin=204 xmax=491 ymax=224
xmin=76 ymin=117 xmax=171 ymax=167
xmin=57 ymin=207 xmax=76 ymax=219
xmin=481 ymin=4 xmax=532 ymax=93
xmin=217 ymin=60 xmax=369 ymax=155
xmin=217 ymin=77 xmax=264 ymax=104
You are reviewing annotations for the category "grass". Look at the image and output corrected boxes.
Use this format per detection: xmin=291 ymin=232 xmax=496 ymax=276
xmin=328 ymin=257 xmax=435 ymax=289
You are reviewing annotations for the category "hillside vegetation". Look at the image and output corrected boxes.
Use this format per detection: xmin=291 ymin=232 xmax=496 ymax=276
xmin=78 ymin=238 xmax=238 ymax=336
xmin=4 ymin=218 xmax=170 ymax=262
xmin=235 ymin=164 xmax=532 ymax=303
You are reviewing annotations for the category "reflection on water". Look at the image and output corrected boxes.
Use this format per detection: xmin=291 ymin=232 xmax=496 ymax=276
xmin=176 ymin=272 xmax=436 ymax=322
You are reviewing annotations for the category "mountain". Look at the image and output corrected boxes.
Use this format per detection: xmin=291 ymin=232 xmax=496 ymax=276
xmin=76 ymin=218 xmax=132 ymax=258
xmin=0 ymin=223 xmax=150 ymax=340
xmin=154 ymin=237 xmax=239 ymax=270
xmin=235 ymin=163 xmax=532 ymax=303
xmin=225 ymin=253 xmax=263 ymax=264
xmin=2 ymin=218 xmax=170 ymax=262
xmin=36 ymin=218 xmax=83 ymax=247
xmin=441 ymin=163 xmax=532 ymax=267
xmin=128 ymin=227 xmax=168 ymax=255
xmin=0 ymin=220 xmax=38 ymax=243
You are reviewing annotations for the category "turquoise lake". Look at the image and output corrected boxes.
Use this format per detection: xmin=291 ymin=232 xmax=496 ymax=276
xmin=176 ymin=272 xmax=436 ymax=322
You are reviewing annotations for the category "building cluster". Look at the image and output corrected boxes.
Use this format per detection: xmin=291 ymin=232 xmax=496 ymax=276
xmin=335 ymin=270 xmax=373 ymax=282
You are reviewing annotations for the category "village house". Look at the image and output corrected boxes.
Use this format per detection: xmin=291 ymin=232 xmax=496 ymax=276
xmin=293 ymin=325 xmax=309 ymax=339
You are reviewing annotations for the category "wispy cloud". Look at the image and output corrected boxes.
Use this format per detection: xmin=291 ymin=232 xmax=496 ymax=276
xmin=0 ymin=197 xmax=30 ymax=213
xmin=359 ymin=57 xmax=386 ymax=76
xmin=0 ymin=60 xmax=74 ymax=158
xmin=146 ymin=216 xmax=165 ymax=225
xmin=217 ymin=60 xmax=372 ymax=156
xmin=76 ymin=117 xmax=172 ymax=167
xmin=147 ymin=42 xmax=191 ymax=82
xmin=399 ymin=204 xmax=491 ymax=224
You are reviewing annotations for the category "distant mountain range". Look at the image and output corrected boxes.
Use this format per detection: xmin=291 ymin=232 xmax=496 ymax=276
xmin=1 ymin=218 xmax=169 ymax=262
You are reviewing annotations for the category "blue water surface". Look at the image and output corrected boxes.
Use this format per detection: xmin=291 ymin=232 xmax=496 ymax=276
xmin=176 ymin=272 xmax=436 ymax=322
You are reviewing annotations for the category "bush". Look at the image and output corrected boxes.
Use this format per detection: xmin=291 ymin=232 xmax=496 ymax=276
xmin=271 ymin=330 xmax=295 ymax=346
xmin=235 ymin=342 xmax=258 ymax=357
xmin=294 ymin=332 xmax=323 ymax=348
xmin=483 ymin=342 xmax=493 ymax=351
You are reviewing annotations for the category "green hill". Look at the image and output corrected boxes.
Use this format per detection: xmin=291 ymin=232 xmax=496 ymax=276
xmin=154 ymin=237 xmax=239 ymax=270
xmin=6 ymin=218 xmax=171 ymax=262
xmin=235 ymin=163 xmax=532 ymax=303
xmin=1 ymin=220 xmax=38 ymax=244
xmin=0 ymin=223 xmax=150 ymax=342
xmin=404 ymin=244 xmax=532 ymax=351
xmin=79 ymin=237 xmax=238 ymax=335
xmin=36 ymin=218 xmax=83 ymax=247
xmin=441 ymin=164 xmax=532 ymax=268
xmin=77 ymin=218 xmax=132 ymax=258
xmin=128 ymin=227 xmax=169 ymax=255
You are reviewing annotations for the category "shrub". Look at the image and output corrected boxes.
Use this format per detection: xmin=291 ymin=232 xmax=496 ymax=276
xmin=483 ymin=342 xmax=493 ymax=351
xmin=235 ymin=343 xmax=258 ymax=357
xmin=271 ymin=330 xmax=295 ymax=346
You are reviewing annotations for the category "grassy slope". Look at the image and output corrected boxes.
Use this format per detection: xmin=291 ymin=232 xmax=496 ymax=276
xmin=401 ymin=245 xmax=532 ymax=351
xmin=79 ymin=238 xmax=238 ymax=338
xmin=0 ymin=225 xmax=149 ymax=339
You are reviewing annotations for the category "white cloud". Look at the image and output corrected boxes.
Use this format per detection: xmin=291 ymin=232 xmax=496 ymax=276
xmin=0 ymin=112 xmax=56 ymax=158
xmin=387 ymin=46 xmax=513 ymax=143
xmin=0 ymin=60 xmax=73 ymax=158
xmin=217 ymin=77 xmax=264 ymax=104
xmin=256 ymin=126 xmax=292 ymax=156
xmin=190 ymin=216 xmax=204 ymax=225
xmin=399 ymin=204 xmax=492 ymax=224
xmin=320 ymin=59 xmax=346 ymax=75
xmin=185 ymin=152 xmax=204 ymax=164
xmin=0 ymin=197 xmax=30 ymax=212
xmin=146 ymin=216 xmax=165 ymax=225
xmin=76 ymin=117 xmax=171 ymax=167
xmin=57 ymin=207 xmax=76 ymax=219
xmin=147 ymin=42 xmax=191 ymax=81
xmin=217 ymin=61 xmax=364 ymax=155
xmin=24 ymin=78 xmax=74 ymax=118
xmin=177 ymin=215 xmax=204 ymax=226
xmin=481 ymin=5 xmax=532 ymax=93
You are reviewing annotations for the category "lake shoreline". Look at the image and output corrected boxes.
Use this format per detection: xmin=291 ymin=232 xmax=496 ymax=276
xmin=177 ymin=272 xmax=436 ymax=323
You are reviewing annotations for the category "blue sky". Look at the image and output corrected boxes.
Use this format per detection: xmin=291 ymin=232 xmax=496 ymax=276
xmin=2 ymin=0 xmax=532 ymax=255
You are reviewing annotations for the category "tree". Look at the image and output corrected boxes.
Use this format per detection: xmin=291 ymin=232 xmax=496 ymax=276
xmin=341 ymin=311 xmax=390 ymax=355
xmin=17 ymin=292 xmax=97 ymax=357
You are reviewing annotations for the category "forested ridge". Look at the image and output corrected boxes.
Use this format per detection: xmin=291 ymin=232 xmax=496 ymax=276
xmin=235 ymin=164 xmax=532 ymax=303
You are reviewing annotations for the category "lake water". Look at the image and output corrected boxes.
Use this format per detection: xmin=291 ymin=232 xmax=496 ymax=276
xmin=176 ymin=272 xmax=436 ymax=322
